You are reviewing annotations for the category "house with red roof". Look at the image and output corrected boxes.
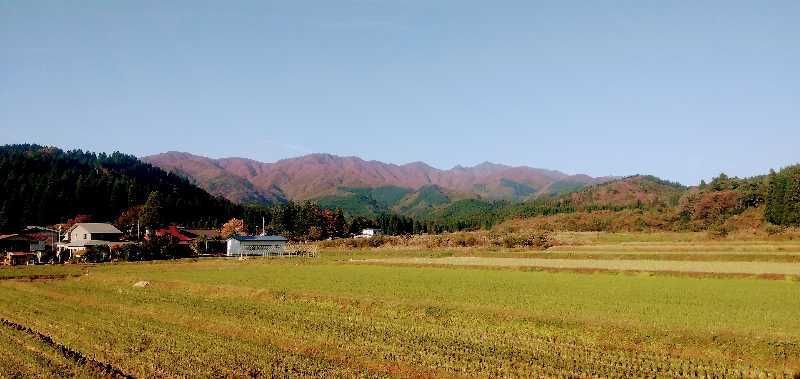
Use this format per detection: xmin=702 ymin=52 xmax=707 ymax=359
xmin=155 ymin=225 xmax=199 ymax=245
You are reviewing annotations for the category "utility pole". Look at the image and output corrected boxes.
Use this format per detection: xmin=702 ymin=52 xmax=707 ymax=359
xmin=57 ymin=226 xmax=62 ymax=263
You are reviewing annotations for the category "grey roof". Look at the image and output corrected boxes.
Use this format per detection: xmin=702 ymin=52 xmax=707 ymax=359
xmin=25 ymin=226 xmax=57 ymax=233
xmin=61 ymin=240 xmax=132 ymax=247
xmin=230 ymin=236 xmax=288 ymax=242
xmin=71 ymin=223 xmax=123 ymax=234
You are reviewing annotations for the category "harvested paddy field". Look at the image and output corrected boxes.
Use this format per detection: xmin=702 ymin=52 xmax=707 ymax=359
xmin=2 ymin=235 xmax=799 ymax=377
xmin=362 ymin=256 xmax=800 ymax=276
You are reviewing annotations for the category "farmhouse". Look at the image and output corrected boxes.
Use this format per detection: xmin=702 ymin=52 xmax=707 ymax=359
xmin=156 ymin=225 xmax=199 ymax=245
xmin=67 ymin=223 xmax=123 ymax=242
xmin=57 ymin=223 xmax=124 ymax=257
xmin=226 ymin=236 xmax=288 ymax=257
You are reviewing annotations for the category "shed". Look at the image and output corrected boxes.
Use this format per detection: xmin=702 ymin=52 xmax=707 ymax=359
xmin=226 ymin=236 xmax=288 ymax=257
xmin=5 ymin=252 xmax=38 ymax=266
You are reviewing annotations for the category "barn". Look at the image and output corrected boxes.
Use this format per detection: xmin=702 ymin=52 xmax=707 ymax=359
xmin=226 ymin=236 xmax=288 ymax=257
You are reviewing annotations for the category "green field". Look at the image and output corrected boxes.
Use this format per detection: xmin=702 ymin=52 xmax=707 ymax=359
xmin=2 ymin=240 xmax=800 ymax=377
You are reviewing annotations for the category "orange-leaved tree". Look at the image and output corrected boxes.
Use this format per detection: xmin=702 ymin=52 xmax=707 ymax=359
xmin=221 ymin=218 xmax=246 ymax=238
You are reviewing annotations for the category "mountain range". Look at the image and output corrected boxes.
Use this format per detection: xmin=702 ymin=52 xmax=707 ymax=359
xmin=142 ymin=152 xmax=615 ymax=216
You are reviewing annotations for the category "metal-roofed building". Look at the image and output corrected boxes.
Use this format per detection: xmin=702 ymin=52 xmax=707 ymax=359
xmin=226 ymin=236 xmax=288 ymax=257
xmin=0 ymin=234 xmax=42 ymax=265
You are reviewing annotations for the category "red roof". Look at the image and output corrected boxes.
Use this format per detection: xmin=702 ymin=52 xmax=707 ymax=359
xmin=25 ymin=234 xmax=49 ymax=241
xmin=155 ymin=226 xmax=198 ymax=243
xmin=0 ymin=234 xmax=33 ymax=241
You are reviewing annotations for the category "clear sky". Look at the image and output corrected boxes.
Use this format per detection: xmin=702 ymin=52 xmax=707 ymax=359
xmin=2 ymin=1 xmax=798 ymax=185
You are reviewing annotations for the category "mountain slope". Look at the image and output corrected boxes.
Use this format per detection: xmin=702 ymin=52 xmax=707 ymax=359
xmin=143 ymin=152 xmax=615 ymax=204
xmin=392 ymin=185 xmax=480 ymax=217
xmin=139 ymin=152 xmax=285 ymax=203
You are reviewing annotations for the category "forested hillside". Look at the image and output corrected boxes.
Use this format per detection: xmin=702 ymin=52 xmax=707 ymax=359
xmin=315 ymin=185 xmax=477 ymax=218
xmin=2 ymin=144 xmax=797 ymax=238
xmin=0 ymin=144 xmax=240 ymax=231
xmin=765 ymin=165 xmax=800 ymax=226
xmin=420 ymin=171 xmax=800 ymax=234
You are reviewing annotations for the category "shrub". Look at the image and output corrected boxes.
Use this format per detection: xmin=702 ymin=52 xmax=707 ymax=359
xmin=709 ymin=224 xmax=736 ymax=239
xmin=765 ymin=224 xmax=786 ymax=236
xmin=81 ymin=245 xmax=111 ymax=263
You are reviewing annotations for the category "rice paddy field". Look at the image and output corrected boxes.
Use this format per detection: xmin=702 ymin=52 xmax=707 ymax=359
xmin=2 ymin=232 xmax=800 ymax=377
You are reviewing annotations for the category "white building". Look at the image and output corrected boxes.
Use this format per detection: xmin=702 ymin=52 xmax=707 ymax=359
xmin=226 ymin=236 xmax=288 ymax=257
xmin=66 ymin=223 xmax=123 ymax=244
xmin=359 ymin=228 xmax=383 ymax=237
xmin=57 ymin=223 xmax=124 ymax=257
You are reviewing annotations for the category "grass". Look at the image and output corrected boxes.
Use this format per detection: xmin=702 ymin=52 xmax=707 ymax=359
xmin=363 ymin=256 xmax=800 ymax=276
xmin=1 ymin=233 xmax=800 ymax=376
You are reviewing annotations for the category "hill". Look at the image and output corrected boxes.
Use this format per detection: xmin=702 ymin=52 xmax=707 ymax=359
xmin=315 ymin=185 xmax=479 ymax=218
xmin=560 ymin=175 xmax=685 ymax=208
xmin=142 ymin=152 xmax=615 ymax=204
xmin=392 ymin=185 xmax=480 ymax=217
xmin=0 ymin=144 xmax=241 ymax=232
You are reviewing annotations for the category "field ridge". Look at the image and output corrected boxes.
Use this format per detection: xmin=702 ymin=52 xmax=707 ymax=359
xmin=1 ymin=317 xmax=136 ymax=378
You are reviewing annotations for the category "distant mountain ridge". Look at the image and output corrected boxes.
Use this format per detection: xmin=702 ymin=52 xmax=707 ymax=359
xmin=142 ymin=152 xmax=616 ymax=209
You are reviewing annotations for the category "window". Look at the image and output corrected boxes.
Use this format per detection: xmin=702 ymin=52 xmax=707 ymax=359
xmin=83 ymin=234 xmax=87 ymax=239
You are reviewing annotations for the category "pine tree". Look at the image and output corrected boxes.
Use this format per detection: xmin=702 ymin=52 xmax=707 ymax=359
xmin=0 ymin=201 xmax=9 ymax=232
xmin=139 ymin=191 xmax=165 ymax=231
xmin=332 ymin=208 xmax=347 ymax=237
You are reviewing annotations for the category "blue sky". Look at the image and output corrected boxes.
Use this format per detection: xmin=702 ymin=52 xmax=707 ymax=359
xmin=2 ymin=1 xmax=798 ymax=185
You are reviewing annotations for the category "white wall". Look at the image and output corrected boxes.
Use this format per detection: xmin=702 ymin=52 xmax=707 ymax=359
xmin=226 ymin=239 xmax=240 ymax=256
xmin=226 ymin=240 xmax=286 ymax=256
xmin=71 ymin=226 xmax=88 ymax=242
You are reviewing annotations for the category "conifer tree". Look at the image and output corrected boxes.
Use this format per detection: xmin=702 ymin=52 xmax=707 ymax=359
xmin=139 ymin=191 xmax=165 ymax=231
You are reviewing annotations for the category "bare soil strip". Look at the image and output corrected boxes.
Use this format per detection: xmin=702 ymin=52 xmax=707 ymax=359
xmin=361 ymin=256 xmax=800 ymax=276
xmin=0 ymin=273 xmax=84 ymax=281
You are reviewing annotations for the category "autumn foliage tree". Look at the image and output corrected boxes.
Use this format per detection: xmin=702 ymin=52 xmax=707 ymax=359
xmin=62 ymin=214 xmax=92 ymax=230
xmin=221 ymin=218 xmax=246 ymax=238
xmin=115 ymin=205 xmax=142 ymax=236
